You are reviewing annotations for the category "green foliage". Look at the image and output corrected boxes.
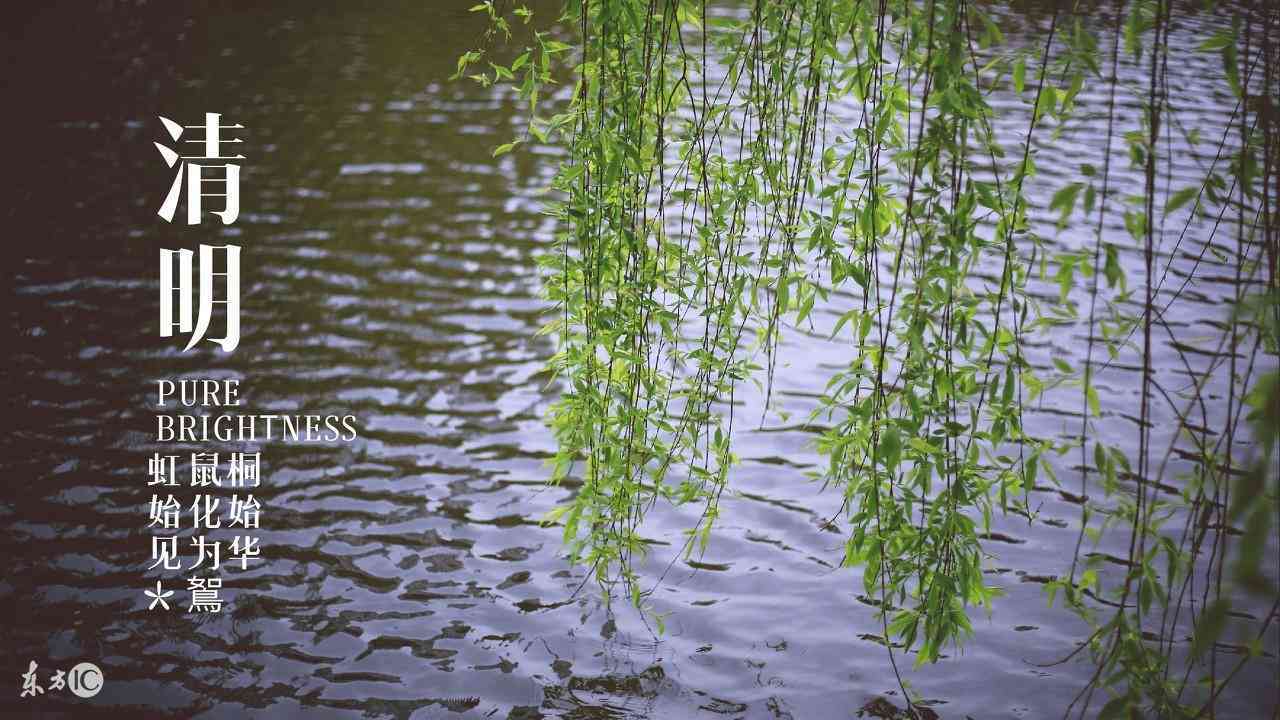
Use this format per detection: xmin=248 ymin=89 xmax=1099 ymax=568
xmin=460 ymin=0 xmax=1279 ymax=715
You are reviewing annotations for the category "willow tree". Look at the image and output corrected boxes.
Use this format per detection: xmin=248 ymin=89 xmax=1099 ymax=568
xmin=459 ymin=0 xmax=1278 ymax=716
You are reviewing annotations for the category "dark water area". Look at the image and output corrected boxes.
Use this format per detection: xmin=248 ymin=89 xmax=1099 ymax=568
xmin=2 ymin=1 xmax=1276 ymax=718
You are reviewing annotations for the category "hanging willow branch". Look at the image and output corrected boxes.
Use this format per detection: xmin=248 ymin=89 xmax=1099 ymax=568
xmin=458 ymin=0 xmax=1279 ymax=715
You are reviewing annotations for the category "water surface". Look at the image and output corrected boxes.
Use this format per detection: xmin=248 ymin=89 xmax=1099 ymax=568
xmin=2 ymin=1 xmax=1276 ymax=718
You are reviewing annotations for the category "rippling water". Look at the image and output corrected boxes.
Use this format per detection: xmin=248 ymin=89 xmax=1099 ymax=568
xmin=2 ymin=1 xmax=1276 ymax=718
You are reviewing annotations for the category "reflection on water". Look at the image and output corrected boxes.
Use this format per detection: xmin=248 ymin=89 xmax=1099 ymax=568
xmin=1 ymin=1 xmax=1275 ymax=718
